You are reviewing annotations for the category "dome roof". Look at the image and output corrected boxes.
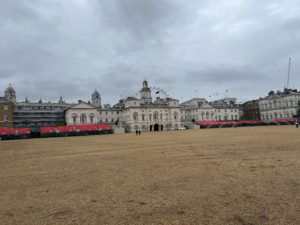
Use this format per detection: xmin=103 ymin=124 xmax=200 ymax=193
xmin=141 ymin=80 xmax=151 ymax=92
xmin=92 ymin=89 xmax=100 ymax=96
xmin=5 ymin=83 xmax=15 ymax=92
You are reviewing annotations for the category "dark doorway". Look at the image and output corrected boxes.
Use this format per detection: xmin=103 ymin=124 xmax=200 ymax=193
xmin=150 ymin=125 xmax=153 ymax=131
xmin=154 ymin=124 xmax=159 ymax=131
xmin=161 ymin=125 xmax=163 ymax=131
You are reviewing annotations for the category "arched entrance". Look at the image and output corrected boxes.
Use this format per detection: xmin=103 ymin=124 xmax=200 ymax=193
xmin=161 ymin=125 xmax=163 ymax=131
xmin=154 ymin=124 xmax=159 ymax=131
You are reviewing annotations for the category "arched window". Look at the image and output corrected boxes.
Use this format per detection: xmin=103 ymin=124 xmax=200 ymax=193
xmin=89 ymin=113 xmax=95 ymax=124
xmin=72 ymin=113 xmax=78 ymax=124
xmin=80 ymin=114 xmax=87 ymax=124
xmin=133 ymin=112 xmax=138 ymax=121
xmin=174 ymin=111 xmax=178 ymax=121
xmin=153 ymin=111 xmax=159 ymax=121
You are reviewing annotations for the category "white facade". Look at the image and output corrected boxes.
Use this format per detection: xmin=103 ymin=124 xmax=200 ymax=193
xmin=259 ymin=89 xmax=300 ymax=120
xmin=121 ymin=97 xmax=181 ymax=132
xmin=181 ymin=97 xmax=240 ymax=124
xmin=65 ymin=102 xmax=122 ymax=125
xmin=65 ymin=81 xmax=181 ymax=132
xmin=65 ymin=102 xmax=99 ymax=125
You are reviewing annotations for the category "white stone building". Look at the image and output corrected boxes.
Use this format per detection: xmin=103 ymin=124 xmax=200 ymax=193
xmin=259 ymin=89 xmax=300 ymax=120
xmin=120 ymin=81 xmax=181 ymax=132
xmin=65 ymin=102 xmax=98 ymax=125
xmin=65 ymin=81 xmax=181 ymax=132
xmin=211 ymin=98 xmax=239 ymax=121
xmin=181 ymin=97 xmax=240 ymax=126
xmin=65 ymin=101 xmax=121 ymax=126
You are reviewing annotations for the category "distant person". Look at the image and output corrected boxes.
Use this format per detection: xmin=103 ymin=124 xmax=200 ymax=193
xmin=138 ymin=130 xmax=141 ymax=135
xmin=295 ymin=121 xmax=299 ymax=128
xmin=136 ymin=130 xmax=138 ymax=135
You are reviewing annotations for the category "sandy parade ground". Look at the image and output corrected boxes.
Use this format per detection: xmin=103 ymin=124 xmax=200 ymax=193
xmin=0 ymin=126 xmax=299 ymax=225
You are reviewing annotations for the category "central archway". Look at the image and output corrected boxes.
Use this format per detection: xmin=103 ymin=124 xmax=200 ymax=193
xmin=154 ymin=124 xmax=159 ymax=131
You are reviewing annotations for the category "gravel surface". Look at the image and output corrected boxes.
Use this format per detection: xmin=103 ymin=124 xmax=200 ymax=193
xmin=0 ymin=126 xmax=299 ymax=225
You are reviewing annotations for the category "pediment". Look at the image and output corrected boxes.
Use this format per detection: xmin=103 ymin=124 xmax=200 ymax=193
xmin=69 ymin=102 xmax=96 ymax=109
xmin=199 ymin=103 xmax=214 ymax=109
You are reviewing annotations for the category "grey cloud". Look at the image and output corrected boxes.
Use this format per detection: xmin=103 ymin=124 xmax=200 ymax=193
xmin=0 ymin=0 xmax=38 ymax=23
xmin=0 ymin=0 xmax=300 ymax=104
xmin=186 ymin=65 xmax=265 ymax=84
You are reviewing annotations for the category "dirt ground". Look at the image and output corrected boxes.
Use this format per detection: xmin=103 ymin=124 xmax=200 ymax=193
xmin=0 ymin=126 xmax=299 ymax=225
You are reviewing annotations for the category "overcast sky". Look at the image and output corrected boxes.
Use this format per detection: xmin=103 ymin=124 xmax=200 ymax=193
xmin=1 ymin=0 xmax=299 ymax=104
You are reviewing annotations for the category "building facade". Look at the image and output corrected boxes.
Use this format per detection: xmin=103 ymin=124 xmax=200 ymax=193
xmin=0 ymin=97 xmax=14 ymax=128
xmin=211 ymin=98 xmax=240 ymax=121
xmin=181 ymin=97 xmax=240 ymax=125
xmin=258 ymin=89 xmax=300 ymax=120
xmin=13 ymin=101 xmax=72 ymax=128
xmin=65 ymin=101 xmax=121 ymax=126
xmin=1 ymin=84 xmax=74 ymax=128
xmin=240 ymin=100 xmax=260 ymax=120
xmin=65 ymin=81 xmax=181 ymax=132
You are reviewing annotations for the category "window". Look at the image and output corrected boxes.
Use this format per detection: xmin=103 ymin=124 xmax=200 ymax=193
xmin=133 ymin=112 xmax=138 ymax=121
xmin=142 ymin=114 xmax=145 ymax=121
xmin=154 ymin=112 xmax=159 ymax=121
xmin=174 ymin=112 xmax=178 ymax=120
xmin=4 ymin=105 xmax=8 ymax=110
xmin=80 ymin=114 xmax=87 ymax=124
xmin=72 ymin=114 xmax=78 ymax=124
xmin=149 ymin=114 xmax=152 ymax=121
xmin=89 ymin=113 xmax=95 ymax=124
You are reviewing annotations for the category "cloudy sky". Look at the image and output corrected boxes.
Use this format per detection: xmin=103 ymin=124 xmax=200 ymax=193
xmin=1 ymin=0 xmax=300 ymax=104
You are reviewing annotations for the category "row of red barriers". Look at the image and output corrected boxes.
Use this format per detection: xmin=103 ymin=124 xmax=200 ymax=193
xmin=0 ymin=123 xmax=113 ymax=140
xmin=195 ymin=119 xmax=298 ymax=128
xmin=40 ymin=124 xmax=112 ymax=134
xmin=0 ymin=128 xmax=31 ymax=136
